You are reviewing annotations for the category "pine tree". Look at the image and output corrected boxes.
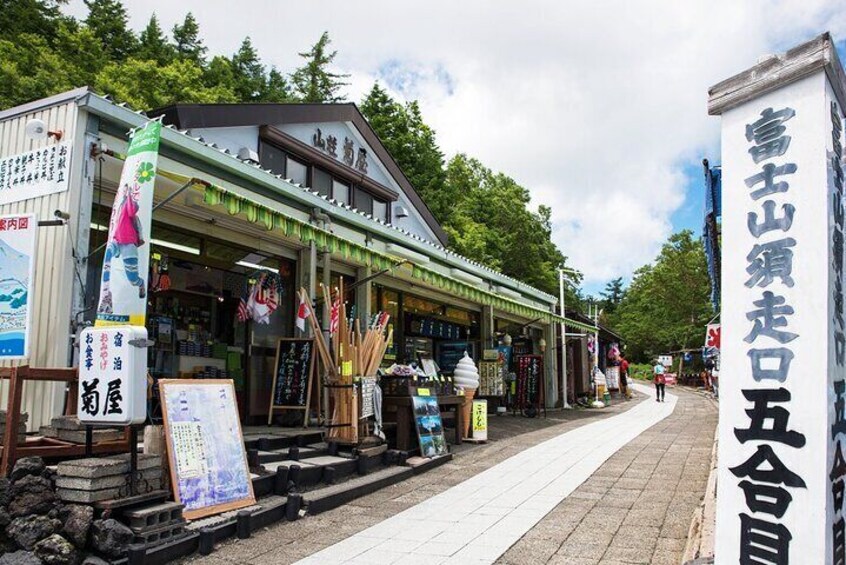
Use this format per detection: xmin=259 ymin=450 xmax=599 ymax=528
xmin=231 ymin=37 xmax=265 ymax=102
xmin=172 ymin=12 xmax=206 ymax=63
xmin=290 ymin=31 xmax=348 ymax=103
xmin=263 ymin=68 xmax=292 ymax=102
xmin=137 ymin=14 xmax=174 ymax=64
xmin=0 ymin=0 xmax=65 ymax=42
xmin=84 ymin=0 xmax=137 ymax=60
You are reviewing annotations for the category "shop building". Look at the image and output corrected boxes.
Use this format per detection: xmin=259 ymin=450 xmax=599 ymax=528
xmin=0 ymin=88 xmax=595 ymax=429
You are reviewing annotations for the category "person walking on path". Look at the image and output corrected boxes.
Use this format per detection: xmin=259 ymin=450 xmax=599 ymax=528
xmin=653 ymin=360 xmax=666 ymax=402
xmin=619 ymin=354 xmax=630 ymax=399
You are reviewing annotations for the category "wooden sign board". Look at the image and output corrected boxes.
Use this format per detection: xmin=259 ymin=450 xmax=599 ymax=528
xmin=411 ymin=394 xmax=448 ymax=457
xmin=159 ymin=379 xmax=255 ymax=520
xmin=268 ymin=338 xmax=316 ymax=426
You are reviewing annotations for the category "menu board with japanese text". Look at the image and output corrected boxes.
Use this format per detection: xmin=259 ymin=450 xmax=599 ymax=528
xmin=159 ymin=379 xmax=255 ymax=519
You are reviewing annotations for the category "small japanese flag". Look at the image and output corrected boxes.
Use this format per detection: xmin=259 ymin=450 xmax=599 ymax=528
xmin=296 ymin=295 xmax=312 ymax=332
xmin=329 ymin=297 xmax=340 ymax=335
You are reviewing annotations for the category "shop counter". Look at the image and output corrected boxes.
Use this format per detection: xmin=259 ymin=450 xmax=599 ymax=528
xmin=382 ymin=394 xmax=464 ymax=452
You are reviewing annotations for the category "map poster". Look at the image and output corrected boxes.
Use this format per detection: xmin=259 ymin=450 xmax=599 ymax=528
xmin=0 ymin=213 xmax=37 ymax=360
xmin=159 ymin=379 xmax=255 ymax=519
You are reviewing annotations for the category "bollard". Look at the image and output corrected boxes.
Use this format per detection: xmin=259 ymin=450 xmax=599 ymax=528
xmin=236 ymin=510 xmax=251 ymax=539
xmin=127 ymin=544 xmax=146 ymax=565
xmin=286 ymin=493 xmax=302 ymax=521
xmin=288 ymin=446 xmax=299 ymax=461
xmin=288 ymin=464 xmax=301 ymax=487
xmin=247 ymin=448 xmax=259 ymax=469
xmin=328 ymin=442 xmax=339 ymax=456
xmin=356 ymin=456 xmax=368 ymax=476
xmin=274 ymin=466 xmax=289 ymax=495
xmin=198 ymin=527 xmax=215 ymax=555
xmin=323 ymin=466 xmax=336 ymax=484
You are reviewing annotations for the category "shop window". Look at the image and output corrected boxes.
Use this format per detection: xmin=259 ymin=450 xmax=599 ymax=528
xmin=313 ymin=167 xmax=332 ymax=197
xmin=353 ymin=186 xmax=373 ymax=215
xmin=404 ymin=294 xmax=444 ymax=316
xmin=373 ymin=199 xmax=387 ymax=222
xmin=259 ymin=143 xmax=286 ymax=176
xmin=287 ymin=157 xmax=307 ymax=186
xmin=333 ymin=180 xmax=350 ymax=205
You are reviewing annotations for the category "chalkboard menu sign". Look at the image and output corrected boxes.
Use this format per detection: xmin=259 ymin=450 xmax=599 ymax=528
xmin=268 ymin=338 xmax=315 ymax=425
xmin=516 ymin=355 xmax=543 ymax=413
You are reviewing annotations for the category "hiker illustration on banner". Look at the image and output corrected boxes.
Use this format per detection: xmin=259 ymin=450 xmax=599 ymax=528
xmin=96 ymin=121 xmax=161 ymax=327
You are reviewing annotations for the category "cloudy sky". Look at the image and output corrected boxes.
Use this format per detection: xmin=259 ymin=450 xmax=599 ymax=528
xmin=67 ymin=1 xmax=846 ymax=294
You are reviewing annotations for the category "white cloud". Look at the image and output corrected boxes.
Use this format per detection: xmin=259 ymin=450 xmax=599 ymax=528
xmin=68 ymin=0 xmax=846 ymax=288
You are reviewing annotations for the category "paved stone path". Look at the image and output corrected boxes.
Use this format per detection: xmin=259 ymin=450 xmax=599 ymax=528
xmin=192 ymin=384 xmax=716 ymax=565
xmin=293 ymin=383 xmax=677 ymax=564
xmin=497 ymin=386 xmax=717 ymax=565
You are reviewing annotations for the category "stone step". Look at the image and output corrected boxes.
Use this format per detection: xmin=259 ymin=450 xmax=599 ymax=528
xmin=0 ymin=410 xmax=28 ymax=424
xmin=58 ymin=478 xmax=164 ymax=503
xmin=56 ymin=467 xmax=161 ymax=490
xmin=57 ymin=454 xmax=160 ymax=478
xmin=256 ymin=445 xmax=329 ymax=463
xmin=125 ymin=501 xmax=184 ymax=531
xmin=40 ymin=425 xmax=125 ymax=444
xmin=304 ymin=466 xmax=414 ymax=515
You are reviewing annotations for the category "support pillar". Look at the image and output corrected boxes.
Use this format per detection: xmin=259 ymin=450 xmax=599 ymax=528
xmin=543 ymin=323 xmax=557 ymax=409
xmin=355 ymin=266 xmax=372 ymax=327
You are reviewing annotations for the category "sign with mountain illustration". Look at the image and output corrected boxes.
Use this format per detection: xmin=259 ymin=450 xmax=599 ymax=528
xmin=0 ymin=214 xmax=38 ymax=359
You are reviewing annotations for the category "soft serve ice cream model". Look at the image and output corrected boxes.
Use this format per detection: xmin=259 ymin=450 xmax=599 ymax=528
xmin=453 ymin=352 xmax=480 ymax=438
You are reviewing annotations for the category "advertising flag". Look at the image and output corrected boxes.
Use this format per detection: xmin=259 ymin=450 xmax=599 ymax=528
xmin=96 ymin=121 xmax=161 ymax=326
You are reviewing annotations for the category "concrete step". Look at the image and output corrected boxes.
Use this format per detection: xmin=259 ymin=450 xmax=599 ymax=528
xmin=304 ymin=466 xmax=414 ymax=515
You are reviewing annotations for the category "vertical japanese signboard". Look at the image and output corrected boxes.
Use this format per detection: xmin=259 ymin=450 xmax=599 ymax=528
xmin=713 ymin=38 xmax=846 ymax=564
xmin=96 ymin=121 xmax=161 ymax=327
xmin=0 ymin=214 xmax=37 ymax=360
xmin=77 ymin=326 xmax=147 ymax=425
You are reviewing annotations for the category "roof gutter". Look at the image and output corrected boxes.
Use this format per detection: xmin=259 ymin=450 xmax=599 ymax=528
xmin=76 ymin=92 xmax=557 ymax=305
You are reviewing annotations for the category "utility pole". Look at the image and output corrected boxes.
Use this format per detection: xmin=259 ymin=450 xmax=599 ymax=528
xmin=558 ymin=267 xmax=580 ymax=409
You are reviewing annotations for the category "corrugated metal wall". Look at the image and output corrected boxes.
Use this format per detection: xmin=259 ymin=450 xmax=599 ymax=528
xmin=0 ymin=100 xmax=83 ymax=431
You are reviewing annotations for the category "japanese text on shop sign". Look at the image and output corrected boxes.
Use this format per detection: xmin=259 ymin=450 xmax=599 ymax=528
xmin=78 ymin=327 xmax=143 ymax=425
xmin=732 ymin=106 xmax=806 ymax=564
xmin=0 ymin=144 xmax=70 ymax=205
xmin=312 ymin=128 xmax=368 ymax=174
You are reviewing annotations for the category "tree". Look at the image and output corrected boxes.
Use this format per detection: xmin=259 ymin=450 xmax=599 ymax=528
xmin=0 ymin=0 xmax=66 ymax=43
xmin=137 ymin=14 xmax=173 ymax=65
xmin=600 ymin=277 xmax=625 ymax=315
xmin=614 ymin=230 xmax=711 ymax=361
xmin=231 ymin=37 xmax=266 ymax=102
xmin=290 ymin=31 xmax=348 ymax=103
xmin=95 ymin=58 xmax=236 ymax=110
xmin=360 ymin=83 xmax=450 ymax=222
xmin=443 ymin=154 xmax=570 ymax=295
xmin=84 ymin=0 xmax=137 ymax=60
xmin=172 ymin=12 xmax=205 ymax=63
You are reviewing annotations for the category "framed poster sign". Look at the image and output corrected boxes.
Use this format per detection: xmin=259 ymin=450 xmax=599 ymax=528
xmin=411 ymin=394 xmax=448 ymax=457
xmin=159 ymin=379 xmax=255 ymax=519
xmin=0 ymin=213 xmax=37 ymax=359
xmin=268 ymin=338 xmax=315 ymax=425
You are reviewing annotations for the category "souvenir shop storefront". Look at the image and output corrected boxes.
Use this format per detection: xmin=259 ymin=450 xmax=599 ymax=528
xmin=0 ymin=89 xmax=588 ymax=432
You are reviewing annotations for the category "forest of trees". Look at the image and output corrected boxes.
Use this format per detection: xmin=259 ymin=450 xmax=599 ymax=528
xmin=0 ymin=1 xmax=715 ymax=355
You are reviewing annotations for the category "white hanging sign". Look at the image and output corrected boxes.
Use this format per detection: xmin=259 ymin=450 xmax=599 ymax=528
xmin=78 ymin=325 xmax=147 ymax=425
xmin=0 ymin=144 xmax=71 ymax=205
